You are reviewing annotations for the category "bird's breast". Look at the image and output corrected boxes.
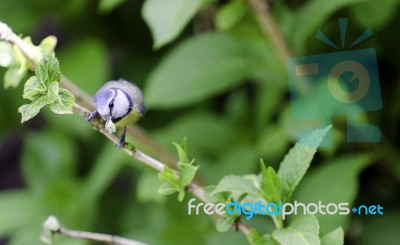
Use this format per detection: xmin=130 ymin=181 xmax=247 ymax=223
xmin=114 ymin=109 xmax=143 ymax=127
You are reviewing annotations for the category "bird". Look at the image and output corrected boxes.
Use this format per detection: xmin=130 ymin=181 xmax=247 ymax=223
xmin=88 ymin=79 xmax=145 ymax=147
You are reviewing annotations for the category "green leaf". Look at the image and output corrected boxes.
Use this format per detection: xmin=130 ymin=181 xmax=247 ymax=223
xmin=38 ymin=36 xmax=57 ymax=56
xmin=36 ymin=54 xmax=61 ymax=85
xmin=18 ymin=96 xmax=49 ymax=123
xmin=142 ymin=0 xmax=203 ymax=48
xmin=216 ymin=216 xmax=236 ymax=232
xmin=211 ymin=175 xmax=260 ymax=198
xmin=247 ymin=231 xmax=280 ymax=245
xmin=47 ymin=81 xmax=60 ymax=101
xmin=4 ymin=66 xmax=26 ymax=89
xmin=293 ymin=154 xmax=372 ymax=232
xmin=158 ymin=166 xmax=180 ymax=192
xmin=173 ymin=138 xmax=189 ymax=164
xmin=215 ymin=0 xmax=247 ymax=31
xmin=0 ymin=42 xmax=13 ymax=67
xmin=98 ymin=0 xmax=127 ymax=13
xmin=351 ymin=0 xmax=399 ymax=30
xmin=260 ymin=162 xmax=282 ymax=204
xmin=49 ymin=88 xmax=74 ymax=114
xmin=287 ymin=0 xmax=372 ymax=53
xmin=321 ymin=227 xmax=344 ymax=245
xmin=22 ymin=76 xmax=46 ymax=100
xmin=179 ymin=163 xmax=199 ymax=187
xmin=158 ymin=183 xmax=178 ymax=195
xmin=178 ymin=191 xmax=185 ymax=202
xmin=246 ymin=229 xmax=266 ymax=245
xmin=145 ymin=33 xmax=258 ymax=109
xmin=273 ymin=215 xmax=320 ymax=245
xmin=278 ymin=126 xmax=331 ymax=202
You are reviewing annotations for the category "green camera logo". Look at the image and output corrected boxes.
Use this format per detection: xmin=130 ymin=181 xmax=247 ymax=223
xmin=287 ymin=18 xmax=382 ymax=144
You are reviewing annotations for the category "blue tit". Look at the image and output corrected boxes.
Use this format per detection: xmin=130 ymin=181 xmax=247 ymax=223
xmin=88 ymin=79 xmax=145 ymax=147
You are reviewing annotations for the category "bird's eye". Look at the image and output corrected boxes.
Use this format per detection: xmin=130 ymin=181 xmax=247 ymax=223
xmin=109 ymin=102 xmax=114 ymax=108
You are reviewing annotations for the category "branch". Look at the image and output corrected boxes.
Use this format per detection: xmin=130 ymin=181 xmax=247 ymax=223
xmin=246 ymin=0 xmax=311 ymax=94
xmin=1 ymin=21 xmax=251 ymax=238
xmin=0 ymin=22 xmax=39 ymax=63
xmin=42 ymin=216 xmax=148 ymax=245
xmin=246 ymin=0 xmax=292 ymax=64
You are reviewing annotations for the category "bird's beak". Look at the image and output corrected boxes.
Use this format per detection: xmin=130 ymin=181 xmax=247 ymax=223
xmin=105 ymin=114 xmax=112 ymax=123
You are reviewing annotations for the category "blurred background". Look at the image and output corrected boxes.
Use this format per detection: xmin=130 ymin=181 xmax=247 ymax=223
xmin=0 ymin=0 xmax=399 ymax=244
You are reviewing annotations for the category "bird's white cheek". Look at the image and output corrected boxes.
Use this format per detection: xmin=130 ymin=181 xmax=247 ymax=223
xmin=97 ymin=106 xmax=110 ymax=120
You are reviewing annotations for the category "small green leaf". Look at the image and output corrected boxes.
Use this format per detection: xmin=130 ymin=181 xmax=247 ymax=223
xmin=179 ymin=163 xmax=199 ymax=187
xmin=278 ymin=126 xmax=331 ymax=202
xmin=98 ymin=0 xmax=127 ymax=13
xmin=216 ymin=216 xmax=236 ymax=232
xmin=173 ymin=138 xmax=189 ymax=164
xmin=18 ymin=96 xmax=49 ymax=123
xmin=178 ymin=191 xmax=185 ymax=202
xmin=39 ymin=36 xmax=57 ymax=56
xmin=49 ymin=88 xmax=74 ymax=114
xmin=260 ymin=161 xmax=282 ymax=204
xmin=20 ymin=36 xmax=43 ymax=63
xmin=158 ymin=166 xmax=180 ymax=190
xmin=158 ymin=183 xmax=177 ymax=195
xmin=142 ymin=0 xmax=203 ymax=48
xmin=273 ymin=215 xmax=320 ymax=245
xmin=23 ymin=76 xmax=46 ymax=100
xmin=0 ymin=42 xmax=13 ymax=67
xmin=246 ymin=229 xmax=266 ymax=245
xmin=47 ymin=81 xmax=60 ymax=101
xmin=211 ymin=175 xmax=260 ymax=198
xmin=321 ymin=227 xmax=344 ymax=245
xmin=215 ymin=0 xmax=247 ymax=31
xmin=36 ymin=54 xmax=61 ymax=85
xmin=247 ymin=230 xmax=280 ymax=245
xmin=4 ymin=66 xmax=26 ymax=89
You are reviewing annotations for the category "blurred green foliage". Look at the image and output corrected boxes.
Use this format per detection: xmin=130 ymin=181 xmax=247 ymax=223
xmin=0 ymin=0 xmax=399 ymax=244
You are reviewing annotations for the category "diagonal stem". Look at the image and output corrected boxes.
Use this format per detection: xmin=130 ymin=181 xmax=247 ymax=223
xmin=247 ymin=0 xmax=292 ymax=65
xmin=42 ymin=216 xmax=148 ymax=245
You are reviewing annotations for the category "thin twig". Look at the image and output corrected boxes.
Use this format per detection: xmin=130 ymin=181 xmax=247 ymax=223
xmin=0 ymin=22 xmax=39 ymax=63
xmin=246 ymin=0 xmax=311 ymax=94
xmin=58 ymin=228 xmax=148 ymax=245
xmin=42 ymin=216 xmax=148 ymax=245
xmin=247 ymin=0 xmax=292 ymax=64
